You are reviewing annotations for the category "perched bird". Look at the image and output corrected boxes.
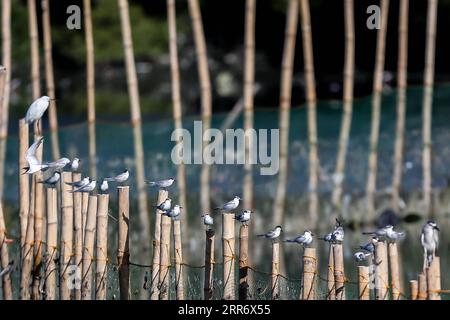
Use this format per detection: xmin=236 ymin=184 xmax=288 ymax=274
xmin=0 ymin=260 xmax=14 ymax=278
xmin=354 ymin=251 xmax=372 ymax=262
xmin=385 ymin=227 xmax=405 ymax=242
xmin=318 ymin=233 xmax=333 ymax=242
xmin=38 ymin=171 xmax=61 ymax=187
xmin=201 ymin=213 xmax=214 ymax=228
xmin=421 ymin=220 xmax=440 ymax=268
xmin=285 ymin=230 xmax=314 ymax=247
xmin=71 ymin=179 xmax=96 ymax=193
xmin=257 ymin=226 xmax=283 ymax=241
xmin=66 ymin=176 xmax=89 ymax=188
xmin=154 ymin=198 xmax=171 ymax=212
xmin=234 ymin=210 xmax=253 ymax=224
xmin=100 ymin=179 xmax=109 ymax=193
xmin=43 ymin=157 xmax=71 ymax=172
xmin=25 ymin=96 xmax=51 ymax=125
xmin=23 ymin=136 xmax=48 ymax=174
xmin=145 ymin=178 xmax=175 ymax=189
xmin=362 ymin=225 xmax=392 ymax=239
xmin=363 ymin=225 xmax=404 ymax=242
xmin=105 ymin=169 xmax=129 ymax=184
xmin=164 ymin=205 xmax=182 ymax=220
xmin=215 ymin=196 xmax=241 ymax=211
xmin=359 ymin=237 xmax=378 ymax=253
xmin=69 ymin=158 xmax=80 ymax=172
xmin=331 ymin=219 xmax=344 ymax=243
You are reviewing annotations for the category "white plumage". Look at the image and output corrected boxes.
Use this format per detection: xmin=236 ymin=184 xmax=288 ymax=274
xmin=25 ymin=96 xmax=51 ymax=125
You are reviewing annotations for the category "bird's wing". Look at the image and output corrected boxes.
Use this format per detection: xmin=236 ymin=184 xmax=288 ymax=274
xmin=25 ymin=137 xmax=44 ymax=166
xmin=296 ymin=235 xmax=306 ymax=242
xmin=420 ymin=232 xmax=425 ymax=248
xmin=25 ymin=99 xmax=39 ymax=123
xmin=433 ymin=230 xmax=439 ymax=249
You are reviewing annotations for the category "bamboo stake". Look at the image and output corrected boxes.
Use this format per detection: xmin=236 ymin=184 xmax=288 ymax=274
xmin=332 ymin=0 xmax=354 ymax=214
xmin=222 ymin=213 xmax=235 ymax=300
xmin=60 ymin=172 xmax=74 ymax=300
xmin=375 ymin=241 xmax=389 ymax=300
xmin=426 ymin=256 xmax=440 ymax=300
xmin=117 ymin=186 xmax=130 ymax=300
xmin=95 ymin=194 xmax=109 ymax=300
xmin=159 ymin=214 xmax=172 ymax=300
xmin=173 ymin=219 xmax=184 ymax=300
xmin=188 ymin=0 xmax=212 ymax=215
xmin=388 ymin=242 xmax=402 ymax=300
xmin=366 ymin=0 xmax=389 ymax=221
xmin=44 ymin=187 xmax=57 ymax=300
xmin=238 ymin=224 xmax=249 ymax=300
xmin=19 ymin=119 xmax=30 ymax=248
xmin=418 ymin=272 xmax=427 ymax=300
xmin=72 ymin=172 xmax=83 ymax=300
xmin=271 ymin=242 xmax=280 ymax=299
xmin=301 ymin=247 xmax=316 ymax=300
xmin=422 ymin=0 xmax=438 ymax=215
xmin=151 ymin=189 xmax=168 ymax=300
xmin=273 ymin=0 xmax=298 ymax=226
xmin=327 ymin=244 xmax=335 ymax=299
xmin=333 ymin=244 xmax=345 ymax=300
xmin=0 ymin=201 xmax=12 ymax=299
xmin=41 ymin=0 xmax=60 ymax=160
xmin=409 ymin=280 xmax=418 ymax=300
xmin=204 ymin=229 xmax=215 ymax=300
xmin=82 ymin=192 xmax=89 ymax=242
xmin=392 ymin=0 xmax=409 ymax=211
xmin=27 ymin=0 xmax=40 ymax=100
xmin=358 ymin=266 xmax=370 ymax=300
xmin=81 ymin=195 xmax=97 ymax=300
xmin=31 ymin=169 xmax=45 ymax=299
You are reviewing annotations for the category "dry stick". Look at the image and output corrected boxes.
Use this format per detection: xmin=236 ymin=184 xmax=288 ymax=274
xmin=422 ymin=0 xmax=438 ymax=215
xmin=375 ymin=241 xmax=389 ymax=300
xmin=0 ymin=201 xmax=12 ymax=299
xmin=27 ymin=0 xmax=40 ymax=100
xmin=84 ymin=0 xmax=97 ymax=179
xmin=409 ymin=280 xmax=418 ymax=300
xmin=271 ymin=242 xmax=280 ymax=300
xmin=418 ymin=272 xmax=427 ymax=300
xmin=81 ymin=192 xmax=89 ymax=242
xmin=150 ymin=189 xmax=168 ymax=300
xmin=95 ymin=194 xmax=109 ymax=300
xmin=81 ymin=195 xmax=97 ymax=300
xmin=327 ymin=244 xmax=336 ymax=299
xmin=188 ymin=0 xmax=212 ymax=215
xmin=239 ymin=224 xmax=249 ymax=300
xmin=173 ymin=219 xmax=184 ymax=300
xmin=392 ymin=0 xmax=409 ymax=212
xmin=118 ymin=0 xmax=150 ymax=256
xmin=72 ymin=172 xmax=83 ymax=300
xmin=301 ymin=247 xmax=317 ymax=300
xmin=117 ymin=186 xmax=130 ymax=300
xmin=60 ymin=172 xmax=74 ymax=300
xmin=358 ymin=266 xmax=370 ymax=300
xmin=366 ymin=0 xmax=389 ymax=221
xmin=204 ymin=229 xmax=215 ymax=300
xmin=31 ymin=170 xmax=45 ymax=300
xmin=333 ymin=244 xmax=345 ymax=300
xmin=388 ymin=242 xmax=402 ymax=300
xmin=332 ymin=0 xmax=354 ymax=215
xmin=426 ymin=256 xmax=440 ymax=300
xmin=222 ymin=213 xmax=235 ymax=300
xmin=41 ymin=0 xmax=60 ymax=160
xmin=159 ymin=214 xmax=172 ymax=300
xmin=273 ymin=0 xmax=298 ymax=227
xmin=19 ymin=119 xmax=30 ymax=248
xmin=44 ymin=187 xmax=57 ymax=300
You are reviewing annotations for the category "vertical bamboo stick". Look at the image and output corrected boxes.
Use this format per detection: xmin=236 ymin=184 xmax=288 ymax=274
xmin=19 ymin=119 xmax=30 ymax=248
xmin=0 ymin=67 xmax=5 ymax=202
xmin=28 ymin=0 xmax=41 ymax=100
xmin=375 ymin=241 xmax=389 ymax=300
xmin=332 ymin=0 xmax=354 ymax=214
xmin=388 ymin=242 xmax=402 ymax=300
xmin=41 ymin=0 xmax=60 ymax=160
xmin=222 ymin=213 xmax=235 ymax=300
xmin=422 ymin=0 xmax=438 ymax=215
xmin=60 ymin=172 xmax=74 ymax=300
xmin=159 ymin=214 xmax=172 ymax=300
xmin=32 ymin=171 xmax=45 ymax=300
xmin=72 ymin=172 xmax=83 ymax=300
xmin=151 ymin=189 xmax=168 ymax=300
xmin=409 ymin=280 xmax=418 ymax=300
xmin=366 ymin=0 xmax=389 ymax=221
xmin=327 ymin=244 xmax=335 ymax=299
xmin=188 ymin=0 xmax=212 ymax=215
xmin=82 ymin=192 xmax=89 ymax=242
xmin=273 ymin=0 xmax=298 ymax=226
xmin=204 ymin=229 xmax=215 ymax=300
xmin=81 ymin=195 xmax=97 ymax=300
xmin=271 ymin=242 xmax=280 ymax=299
xmin=44 ymin=187 xmax=57 ymax=300
xmin=333 ymin=244 xmax=345 ymax=300
xmin=301 ymin=247 xmax=316 ymax=300
xmin=392 ymin=0 xmax=409 ymax=212
xmin=117 ymin=186 xmax=130 ymax=300
xmin=358 ymin=266 xmax=370 ymax=300
xmin=238 ymin=224 xmax=249 ymax=300
xmin=95 ymin=194 xmax=109 ymax=300
xmin=418 ymin=272 xmax=427 ymax=300
xmin=0 ymin=201 xmax=12 ymax=299
xmin=426 ymin=256 xmax=440 ymax=300
xmin=173 ymin=219 xmax=184 ymax=300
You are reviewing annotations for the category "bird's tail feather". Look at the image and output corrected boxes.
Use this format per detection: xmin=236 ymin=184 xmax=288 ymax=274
xmin=256 ymin=234 xmax=265 ymax=238
xmin=362 ymin=232 xmax=375 ymax=235
xmin=146 ymin=181 xmax=157 ymax=186
xmin=284 ymin=239 xmax=295 ymax=243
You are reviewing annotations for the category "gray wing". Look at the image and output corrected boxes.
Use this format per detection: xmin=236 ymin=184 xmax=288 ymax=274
xmin=433 ymin=230 xmax=439 ymax=249
xmin=25 ymin=99 xmax=39 ymax=124
xmin=420 ymin=232 xmax=425 ymax=248
xmin=296 ymin=234 xmax=307 ymax=243
xmin=25 ymin=137 xmax=44 ymax=166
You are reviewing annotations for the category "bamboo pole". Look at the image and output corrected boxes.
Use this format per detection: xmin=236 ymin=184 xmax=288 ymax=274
xmin=366 ymin=0 xmax=389 ymax=221
xmin=358 ymin=266 xmax=370 ymax=300
xmin=82 ymin=192 xmax=89 ymax=242
xmin=60 ymin=172 xmax=74 ymax=300
xmin=118 ymin=0 xmax=150 ymax=254
xmin=422 ymin=0 xmax=438 ymax=215
xmin=375 ymin=241 xmax=389 ymax=300
xmin=44 ymin=187 xmax=57 ymax=300
xmin=273 ymin=0 xmax=298 ymax=226
xmin=409 ymin=280 xmax=418 ymax=300
xmin=32 ymin=168 xmax=45 ymax=299
xmin=95 ymin=194 xmax=109 ymax=300
xmin=222 ymin=213 xmax=235 ymax=300
xmin=332 ymin=0 xmax=354 ymax=214
xmin=271 ymin=242 xmax=280 ymax=299
xmin=188 ymin=0 xmax=212 ymax=215
xmin=84 ymin=0 xmax=97 ymax=179
xmin=0 ymin=201 xmax=12 ymax=299
xmin=151 ymin=189 xmax=168 ymax=300
xmin=238 ymin=224 xmax=249 ymax=300
xmin=301 ymin=247 xmax=316 ymax=300
xmin=19 ymin=119 xmax=30 ymax=248
xmin=333 ymin=244 xmax=345 ymax=300
xmin=159 ymin=214 xmax=172 ymax=300
xmin=418 ymin=272 xmax=427 ymax=300
xmin=388 ymin=242 xmax=402 ymax=300
xmin=28 ymin=0 xmax=41 ymax=100
xmin=73 ymin=172 xmax=83 ymax=300
xmin=81 ymin=195 xmax=97 ymax=300
xmin=204 ymin=229 xmax=215 ymax=300
xmin=41 ymin=0 xmax=61 ymax=160
xmin=392 ymin=0 xmax=409 ymax=212
xmin=117 ymin=186 xmax=130 ymax=300
xmin=426 ymin=256 xmax=440 ymax=300
xmin=173 ymin=219 xmax=184 ymax=300
xmin=327 ymin=244 xmax=335 ymax=299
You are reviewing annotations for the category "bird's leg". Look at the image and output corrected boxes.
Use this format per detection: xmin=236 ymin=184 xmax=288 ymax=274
xmin=423 ymin=248 xmax=427 ymax=271
xmin=37 ymin=119 xmax=41 ymax=136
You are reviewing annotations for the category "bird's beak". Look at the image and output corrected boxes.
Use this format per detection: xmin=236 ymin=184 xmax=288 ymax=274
xmin=179 ymin=206 xmax=183 ymax=209
xmin=50 ymin=98 xmax=57 ymax=101
xmin=311 ymin=233 xmax=315 ymax=236
xmin=434 ymin=226 xmax=440 ymax=231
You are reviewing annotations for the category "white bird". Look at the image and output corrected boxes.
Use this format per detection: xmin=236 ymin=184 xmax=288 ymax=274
xmin=385 ymin=227 xmax=405 ymax=242
xmin=421 ymin=220 xmax=440 ymax=268
xmin=22 ymin=136 xmax=49 ymax=174
xmin=38 ymin=171 xmax=61 ymax=187
xmin=164 ymin=205 xmax=182 ymax=220
xmin=154 ymin=198 xmax=171 ymax=212
xmin=258 ymin=226 xmax=283 ymax=241
xmin=318 ymin=233 xmax=333 ymax=242
xmin=66 ymin=176 xmax=89 ymax=188
xmin=285 ymin=230 xmax=314 ymax=247
xmin=234 ymin=210 xmax=252 ymax=224
xmin=359 ymin=237 xmax=378 ymax=253
xmin=362 ymin=225 xmax=392 ymax=239
xmin=71 ymin=179 xmax=96 ymax=193
xmin=331 ymin=218 xmax=344 ymax=243
xmin=100 ymin=179 xmax=109 ymax=193
xmin=215 ymin=196 xmax=241 ymax=211
xmin=145 ymin=178 xmax=175 ymax=189
xmin=25 ymin=96 xmax=51 ymax=125
xmin=0 ymin=260 xmax=14 ymax=278
xmin=105 ymin=169 xmax=129 ymax=184
xmin=69 ymin=158 xmax=80 ymax=172
xmin=44 ymin=157 xmax=71 ymax=171
xmin=201 ymin=213 xmax=214 ymax=228
xmin=354 ymin=251 xmax=372 ymax=262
